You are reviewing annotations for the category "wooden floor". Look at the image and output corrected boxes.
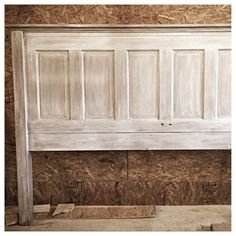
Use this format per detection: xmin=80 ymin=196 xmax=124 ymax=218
xmin=6 ymin=205 xmax=231 ymax=231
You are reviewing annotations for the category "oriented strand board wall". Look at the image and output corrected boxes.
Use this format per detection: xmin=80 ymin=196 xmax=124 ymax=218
xmin=5 ymin=5 xmax=231 ymax=206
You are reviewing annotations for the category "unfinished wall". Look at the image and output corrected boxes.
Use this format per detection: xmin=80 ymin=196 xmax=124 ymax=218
xmin=5 ymin=5 xmax=231 ymax=206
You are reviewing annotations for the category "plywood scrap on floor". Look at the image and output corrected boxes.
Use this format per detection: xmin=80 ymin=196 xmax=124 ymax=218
xmin=34 ymin=204 xmax=50 ymax=213
xmin=200 ymin=224 xmax=212 ymax=231
xmin=53 ymin=205 xmax=156 ymax=219
xmin=52 ymin=204 xmax=75 ymax=217
xmin=33 ymin=204 xmax=51 ymax=220
xmin=5 ymin=207 xmax=18 ymax=226
xmin=200 ymin=222 xmax=231 ymax=231
xmin=211 ymin=222 xmax=231 ymax=231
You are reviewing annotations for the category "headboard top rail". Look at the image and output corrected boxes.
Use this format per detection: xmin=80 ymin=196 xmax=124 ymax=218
xmin=5 ymin=24 xmax=231 ymax=32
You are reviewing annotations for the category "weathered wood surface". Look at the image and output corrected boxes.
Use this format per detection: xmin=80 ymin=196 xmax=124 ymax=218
xmin=29 ymin=133 xmax=231 ymax=151
xmin=33 ymin=204 xmax=50 ymax=213
xmin=52 ymin=204 xmax=75 ymax=216
xmin=22 ymin=27 xmax=231 ymax=150
xmin=50 ymin=206 xmax=156 ymax=219
xmin=11 ymin=31 xmax=33 ymax=225
xmin=5 ymin=5 xmax=231 ymax=223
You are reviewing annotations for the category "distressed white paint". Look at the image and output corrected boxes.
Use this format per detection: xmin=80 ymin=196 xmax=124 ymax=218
xmin=173 ymin=50 xmax=204 ymax=119
xmin=128 ymin=50 xmax=158 ymax=118
xmin=29 ymin=133 xmax=231 ymax=151
xmin=84 ymin=51 xmax=114 ymax=119
xmin=10 ymin=25 xmax=231 ymax=226
xmin=23 ymin=26 xmax=231 ymax=150
xmin=37 ymin=51 xmax=69 ymax=119
xmin=218 ymin=50 xmax=231 ymax=118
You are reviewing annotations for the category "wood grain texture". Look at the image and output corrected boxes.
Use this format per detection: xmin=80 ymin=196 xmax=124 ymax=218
xmin=218 ymin=50 xmax=231 ymax=117
xmin=173 ymin=50 xmax=204 ymax=118
xmin=11 ymin=31 xmax=33 ymax=225
xmin=128 ymin=50 xmax=158 ymax=118
xmin=5 ymin=5 xmax=231 ymax=207
xmin=37 ymin=51 xmax=69 ymax=119
xmin=29 ymin=133 xmax=231 ymax=151
xmin=84 ymin=51 xmax=114 ymax=119
xmin=23 ymin=29 xmax=230 ymax=151
xmin=204 ymin=49 xmax=218 ymax=119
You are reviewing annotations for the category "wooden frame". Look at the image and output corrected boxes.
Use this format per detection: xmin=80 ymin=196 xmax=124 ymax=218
xmin=8 ymin=24 xmax=231 ymax=225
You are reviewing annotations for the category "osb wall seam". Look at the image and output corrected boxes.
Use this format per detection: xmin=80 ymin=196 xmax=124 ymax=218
xmin=5 ymin=5 xmax=231 ymax=206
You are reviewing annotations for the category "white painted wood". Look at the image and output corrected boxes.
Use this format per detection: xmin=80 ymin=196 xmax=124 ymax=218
xmin=11 ymin=31 xmax=33 ymax=225
xmin=128 ymin=50 xmax=158 ymax=118
xmin=25 ymin=42 xmax=39 ymax=121
xmin=159 ymin=49 xmax=173 ymax=120
xmin=173 ymin=50 xmax=204 ymax=118
xmin=26 ymin=34 xmax=230 ymax=51
xmin=6 ymin=23 xmax=231 ymax=31
xmin=218 ymin=50 xmax=231 ymax=118
xmin=29 ymin=133 xmax=231 ymax=151
xmin=23 ymin=27 xmax=231 ymax=149
xmin=84 ymin=51 xmax=114 ymax=119
xmin=28 ymin=119 xmax=231 ymax=133
xmin=114 ymin=49 xmax=128 ymax=119
xmin=69 ymin=50 xmax=85 ymax=120
xmin=37 ymin=51 xmax=70 ymax=119
xmin=10 ymin=26 xmax=231 ymax=225
xmin=204 ymin=49 xmax=218 ymax=119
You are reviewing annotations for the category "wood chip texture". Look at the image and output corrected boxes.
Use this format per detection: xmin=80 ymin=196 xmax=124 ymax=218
xmin=53 ymin=206 xmax=156 ymax=219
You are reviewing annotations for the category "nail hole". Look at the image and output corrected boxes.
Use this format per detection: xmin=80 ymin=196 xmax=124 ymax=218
xmin=161 ymin=123 xmax=164 ymax=126
xmin=169 ymin=123 xmax=172 ymax=126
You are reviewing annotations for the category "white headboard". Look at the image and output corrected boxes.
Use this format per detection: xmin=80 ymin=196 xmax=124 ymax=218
xmin=8 ymin=24 xmax=231 ymax=224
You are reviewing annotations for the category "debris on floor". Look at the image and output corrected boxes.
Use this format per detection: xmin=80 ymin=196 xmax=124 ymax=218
xmin=200 ymin=224 xmax=211 ymax=231
xmin=34 ymin=204 xmax=50 ymax=213
xmin=211 ymin=222 xmax=231 ymax=231
xmin=33 ymin=204 xmax=51 ymax=220
xmin=52 ymin=203 xmax=75 ymax=216
xmin=5 ymin=207 xmax=18 ymax=226
xmin=200 ymin=222 xmax=231 ymax=231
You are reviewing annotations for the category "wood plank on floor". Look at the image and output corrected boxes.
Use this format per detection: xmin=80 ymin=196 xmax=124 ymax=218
xmin=5 ymin=207 xmax=18 ymax=226
xmin=34 ymin=204 xmax=50 ymax=213
xmin=53 ymin=205 xmax=156 ymax=219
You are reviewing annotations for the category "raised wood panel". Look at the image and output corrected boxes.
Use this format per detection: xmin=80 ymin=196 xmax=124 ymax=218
xmin=128 ymin=51 xmax=158 ymax=118
xmin=84 ymin=51 xmax=114 ymax=119
xmin=37 ymin=51 xmax=69 ymax=119
xmin=218 ymin=50 xmax=231 ymax=118
xmin=173 ymin=50 xmax=204 ymax=119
